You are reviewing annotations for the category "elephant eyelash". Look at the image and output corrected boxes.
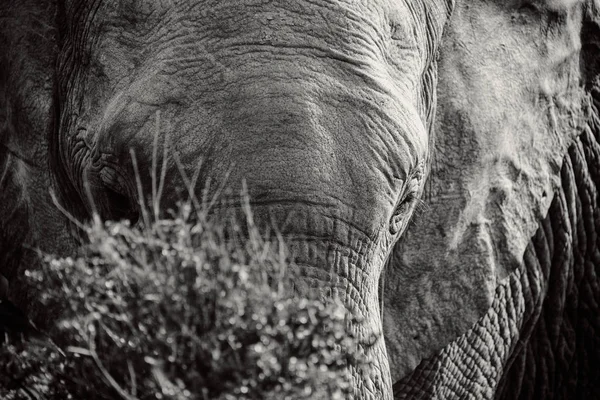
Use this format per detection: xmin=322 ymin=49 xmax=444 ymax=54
xmin=393 ymin=192 xmax=427 ymax=218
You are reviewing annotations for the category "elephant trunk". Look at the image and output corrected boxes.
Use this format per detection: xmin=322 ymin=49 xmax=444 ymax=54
xmin=235 ymin=203 xmax=393 ymax=399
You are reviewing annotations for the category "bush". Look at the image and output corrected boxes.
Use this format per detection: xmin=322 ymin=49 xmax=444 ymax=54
xmin=0 ymin=204 xmax=366 ymax=399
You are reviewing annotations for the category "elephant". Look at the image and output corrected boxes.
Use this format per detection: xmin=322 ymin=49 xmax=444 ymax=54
xmin=1 ymin=1 xmax=599 ymax=399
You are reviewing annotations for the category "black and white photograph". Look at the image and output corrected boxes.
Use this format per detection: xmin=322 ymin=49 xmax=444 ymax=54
xmin=0 ymin=1 xmax=598 ymax=398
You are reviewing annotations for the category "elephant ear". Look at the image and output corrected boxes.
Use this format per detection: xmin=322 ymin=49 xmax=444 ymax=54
xmin=0 ymin=1 xmax=65 ymax=310
xmin=583 ymin=2 xmax=600 ymax=92
xmin=582 ymin=2 xmax=600 ymax=163
xmin=385 ymin=0 xmax=600 ymax=387
xmin=387 ymin=0 xmax=600 ymax=393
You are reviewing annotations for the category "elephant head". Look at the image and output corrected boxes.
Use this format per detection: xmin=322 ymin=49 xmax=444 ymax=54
xmin=1 ymin=0 xmax=455 ymax=398
xmin=4 ymin=0 xmax=599 ymax=398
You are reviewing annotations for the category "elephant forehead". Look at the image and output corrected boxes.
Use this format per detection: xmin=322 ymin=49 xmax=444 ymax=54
xmin=59 ymin=0 xmax=436 ymax=187
xmin=94 ymin=0 xmax=448 ymax=41
xmin=64 ymin=0 xmax=450 ymax=92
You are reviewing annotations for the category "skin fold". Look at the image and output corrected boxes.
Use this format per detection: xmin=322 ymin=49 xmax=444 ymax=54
xmin=0 ymin=0 xmax=598 ymax=399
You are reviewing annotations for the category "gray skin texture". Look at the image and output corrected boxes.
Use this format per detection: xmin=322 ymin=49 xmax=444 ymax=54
xmin=1 ymin=0 xmax=599 ymax=399
xmin=0 ymin=1 xmax=452 ymax=399
xmin=384 ymin=0 xmax=600 ymax=398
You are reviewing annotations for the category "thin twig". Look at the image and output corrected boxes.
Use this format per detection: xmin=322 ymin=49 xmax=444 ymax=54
xmin=49 ymin=189 xmax=86 ymax=231
xmin=88 ymin=326 xmax=138 ymax=400
xmin=155 ymin=117 xmax=171 ymax=221
xmin=128 ymin=360 xmax=137 ymax=398
xmin=172 ymin=152 xmax=203 ymax=214
xmin=150 ymin=110 xmax=163 ymax=222
xmin=130 ymin=149 xmax=151 ymax=229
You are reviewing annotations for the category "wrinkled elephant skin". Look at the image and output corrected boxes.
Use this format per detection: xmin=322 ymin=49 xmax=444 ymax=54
xmin=1 ymin=1 xmax=454 ymax=398
xmin=1 ymin=0 xmax=600 ymax=399
xmin=384 ymin=1 xmax=600 ymax=398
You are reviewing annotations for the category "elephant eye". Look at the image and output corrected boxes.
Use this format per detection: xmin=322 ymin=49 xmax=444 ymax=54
xmin=389 ymin=165 xmax=423 ymax=235
xmin=98 ymin=167 xmax=139 ymax=223
xmin=389 ymin=191 xmax=417 ymax=235
xmin=389 ymin=168 xmax=423 ymax=235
